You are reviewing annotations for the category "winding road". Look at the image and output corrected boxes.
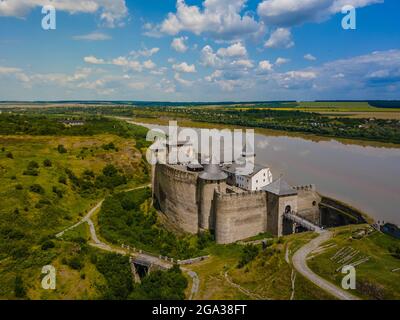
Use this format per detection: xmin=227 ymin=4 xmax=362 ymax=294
xmin=292 ymin=230 xmax=360 ymax=300
xmin=56 ymin=184 xmax=200 ymax=300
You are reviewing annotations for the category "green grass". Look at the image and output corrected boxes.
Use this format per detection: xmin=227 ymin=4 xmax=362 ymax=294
xmin=0 ymin=127 xmax=149 ymax=299
xmin=308 ymin=225 xmax=400 ymax=300
xmin=185 ymin=232 xmax=334 ymax=300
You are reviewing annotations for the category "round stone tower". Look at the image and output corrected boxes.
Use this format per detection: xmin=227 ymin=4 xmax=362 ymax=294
xmin=198 ymin=163 xmax=228 ymax=231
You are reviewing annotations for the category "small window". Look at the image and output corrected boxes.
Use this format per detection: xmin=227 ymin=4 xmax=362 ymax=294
xmin=312 ymin=201 xmax=317 ymax=206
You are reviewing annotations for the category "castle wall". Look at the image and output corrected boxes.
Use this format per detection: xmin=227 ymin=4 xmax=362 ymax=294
xmin=214 ymin=191 xmax=267 ymax=244
xmin=153 ymin=164 xmax=199 ymax=234
xmin=296 ymin=186 xmax=321 ymax=225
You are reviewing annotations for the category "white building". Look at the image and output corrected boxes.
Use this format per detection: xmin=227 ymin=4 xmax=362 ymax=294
xmin=223 ymin=163 xmax=273 ymax=191
xmin=222 ymin=143 xmax=273 ymax=191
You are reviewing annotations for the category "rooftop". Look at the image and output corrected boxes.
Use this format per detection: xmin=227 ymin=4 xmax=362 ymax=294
xmin=222 ymin=163 xmax=267 ymax=178
xmin=262 ymin=177 xmax=298 ymax=196
xmin=199 ymin=163 xmax=228 ymax=181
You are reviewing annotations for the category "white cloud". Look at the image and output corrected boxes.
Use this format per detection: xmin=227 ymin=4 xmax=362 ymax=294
xmin=0 ymin=0 xmax=128 ymax=27
xmin=84 ymin=56 xmax=106 ymax=65
xmin=205 ymin=70 xmax=223 ymax=82
xmin=258 ymin=60 xmax=273 ymax=72
xmin=111 ymin=57 xmax=143 ymax=71
xmin=172 ymin=62 xmax=196 ymax=73
xmin=72 ymin=32 xmax=111 ymax=41
xmin=171 ymin=36 xmax=189 ymax=53
xmin=275 ymin=57 xmax=290 ymax=66
xmin=232 ymin=59 xmax=254 ymax=69
xmin=257 ymin=0 xmax=383 ymax=27
xmin=217 ymin=42 xmax=247 ymax=58
xmin=143 ymin=60 xmax=156 ymax=70
xmin=200 ymin=45 xmax=222 ymax=67
xmin=304 ymin=53 xmax=317 ymax=61
xmin=131 ymin=47 xmax=160 ymax=58
xmin=0 ymin=66 xmax=22 ymax=74
xmin=160 ymin=0 xmax=263 ymax=40
xmin=265 ymin=28 xmax=294 ymax=49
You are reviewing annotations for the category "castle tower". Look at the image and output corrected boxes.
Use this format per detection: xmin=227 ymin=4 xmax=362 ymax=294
xmin=263 ymin=177 xmax=298 ymax=236
xmin=198 ymin=162 xmax=228 ymax=231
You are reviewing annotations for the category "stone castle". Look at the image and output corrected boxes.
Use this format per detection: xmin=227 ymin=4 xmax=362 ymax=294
xmin=151 ymin=138 xmax=323 ymax=244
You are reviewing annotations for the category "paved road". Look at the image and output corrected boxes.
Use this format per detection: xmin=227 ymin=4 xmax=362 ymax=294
xmin=292 ymin=231 xmax=360 ymax=300
xmin=56 ymin=184 xmax=199 ymax=300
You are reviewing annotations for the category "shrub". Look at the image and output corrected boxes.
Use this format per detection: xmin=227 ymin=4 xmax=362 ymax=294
xmin=27 ymin=161 xmax=39 ymax=169
xmin=102 ymin=142 xmax=116 ymax=151
xmin=58 ymin=176 xmax=67 ymax=185
xmin=6 ymin=152 xmax=13 ymax=159
xmin=67 ymin=256 xmax=84 ymax=270
xmin=15 ymin=184 xmax=23 ymax=190
xmin=52 ymin=186 xmax=64 ymax=198
xmin=29 ymin=184 xmax=45 ymax=194
xmin=23 ymin=161 xmax=40 ymax=176
xmin=23 ymin=169 xmax=39 ymax=176
xmin=237 ymin=245 xmax=259 ymax=268
xmin=43 ymin=159 xmax=52 ymax=167
xmin=57 ymin=144 xmax=67 ymax=154
xmin=41 ymin=240 xmax=55 ymax=251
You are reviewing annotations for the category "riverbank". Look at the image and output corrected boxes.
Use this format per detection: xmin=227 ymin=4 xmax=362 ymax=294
xmin=125 ymin=116 xmax=400 ymax=150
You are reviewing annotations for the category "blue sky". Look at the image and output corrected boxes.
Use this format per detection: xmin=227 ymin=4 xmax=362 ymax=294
xmin=0 ymin=0 xmax=399 ymax=101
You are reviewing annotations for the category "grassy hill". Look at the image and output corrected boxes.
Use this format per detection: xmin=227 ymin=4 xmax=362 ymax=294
xmin=308 ymin=225 xmax=400 ymax=300
xmin=0 ymin=115 xmax=151 ymax=299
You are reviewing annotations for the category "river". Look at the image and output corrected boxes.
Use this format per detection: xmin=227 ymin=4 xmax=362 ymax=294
xmin=136 ymin=121 xmax=400 ymax=225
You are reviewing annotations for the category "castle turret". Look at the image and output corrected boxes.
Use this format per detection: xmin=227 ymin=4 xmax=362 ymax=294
xmin=198 ymin=162 xmax=228 ymax=231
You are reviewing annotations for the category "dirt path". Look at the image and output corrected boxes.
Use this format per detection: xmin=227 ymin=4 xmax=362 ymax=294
xmin=56 ymin=184 xmax=199 ymax=300
xmin=292 ymin=231 xmax=360 ymax=300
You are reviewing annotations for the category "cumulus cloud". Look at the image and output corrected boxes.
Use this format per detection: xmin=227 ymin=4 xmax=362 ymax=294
xmin=172 ymin=62 xmax=197 ymax=73
xmin=275 ymin=57 xmax=290 ymax=66
xmin=131 ymin=47 xmax=160 ymax=58
xmin=257 ymin=0 xmax=383 ymax=27
xmin=265 ymin=28 xmax=294 ymax=48
xmin=160 ymin=0 xmax=263 ymax=40
xmin=304 ymin=53 xmax=317 ymax=61
xmin=143 ymin=60 xmax=157 ymax=70
xmin=0 ymin=0 xmax=129 ymax=27
xmin=72 ymin=32 xmax=111 ymax=41
xmin=200 ymin=45 xmax=223 ymax=67
xmin=171 ymin=36 xmax=189 ymax=53
xmin=217 ymin=42 xmax=247 ymax=58
xmin=84 ymin=54 xmax=158 ymax=72
xmin=258 ymin=60 xmax=273 ymax=72
xmin=84 ymin=56 xmax=106 ymax=65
